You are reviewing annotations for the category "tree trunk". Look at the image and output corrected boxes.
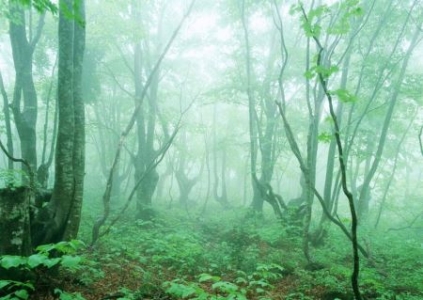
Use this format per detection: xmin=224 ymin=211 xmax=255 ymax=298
xmin=132 ymin=3 xmax=161 ymax=219
xmin=0 ymin=71 xmax=14 ymax=170
xmin=32 ymin=0 xmax=85 ymax=246
xmin=0 ymin=187 xmax=33 ymax=256
xmin=9 ymin=2 xmax=43 ymax=181
xmin=63 ymin=0 xmax=86 ymax=240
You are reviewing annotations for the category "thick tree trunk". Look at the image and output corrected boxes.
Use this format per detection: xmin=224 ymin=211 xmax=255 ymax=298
xmin=63 ymin=0 xmax=86 ymax=240
xmin=135 ymin=169 xmax=159 ymax=220
xmin=132 ymin=10 xmax=160 ymax=219
xmin=48 ymin=0 xmax=77 ymax=243
xmin=0 ymin=187 xmax=34 ymax=281
xmin=0 ymin=187 xmax=33 ymax=256
xmin=33 ymin=0 xmax=85 ymax=246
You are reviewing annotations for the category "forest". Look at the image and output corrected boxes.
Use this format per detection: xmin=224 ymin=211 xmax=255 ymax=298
xmin=0 ymin=0 xmax=423 ymax=299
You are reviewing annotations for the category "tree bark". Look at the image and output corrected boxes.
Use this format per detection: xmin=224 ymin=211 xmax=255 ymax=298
xmin=0 ymin=187 xmax=33 ymax=256
xmin=9 ymin=2 xmax=44 ymax=181
xmin=33 ymin=0 xmax=86 ymax=246
xmin=0 ymin=71 xmax=14 ymax=170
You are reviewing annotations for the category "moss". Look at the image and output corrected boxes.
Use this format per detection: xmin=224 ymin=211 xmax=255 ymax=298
xmin=11 ymin=236 xmax=23 ymax=246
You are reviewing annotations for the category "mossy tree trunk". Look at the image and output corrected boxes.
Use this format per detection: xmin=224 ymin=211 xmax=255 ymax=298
xmin=0 ymin=187 xmax=33 ymax=256
xmin=32 ymin=0 xmax=86 ymax=246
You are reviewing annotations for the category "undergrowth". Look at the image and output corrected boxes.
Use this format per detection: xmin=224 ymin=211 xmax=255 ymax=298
xmin=1 ymin=205 xmax=423 ymax=299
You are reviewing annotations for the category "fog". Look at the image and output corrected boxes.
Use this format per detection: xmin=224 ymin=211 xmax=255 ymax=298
xmin=1 ymin=0 xmax=423 ymax=299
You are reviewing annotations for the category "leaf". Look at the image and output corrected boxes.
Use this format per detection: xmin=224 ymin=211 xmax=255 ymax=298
xmin=35 ymin=243 xmax=56 ymax=253
xmin=44 ymin=258 xmax=61 ymax=268
xmin=308 ymin=5 xmax=329 ymax=20
xmin=0 ymin=280 xmax=12 ymax=289
xmin=318 ymin=132 xmax=333 ymax=143
xmin=55 ymin=241 xmax=78 ymax=254
xmin=235 ymin=276 xmax=248 ymax=284
xmin=212 ymin=281 xmax=238 ymax=293
xmin=332 ymin=89 xmax=357 ymax=103
xmin=304 ymin=69 xmax=316 ymax=79
xmin=27 ymin=254 xmax=48 ymax=268
xmin=164 ymin=282 xmax=197 ymax=298
xmin=14 ymin=289 xmax=29 ymax=299
xmin=16 ymin=0 xmax=58 ymax=14
xmin=60 ymin=255 xmax=82 ymax=269
xmin=0 ymin=280 xmax=34 ymax=292
xmin=0 ymin=255 xmax=27 ymax=269
xmin=198 ymin=273 xmax=221 ymax=283
xmin=315 ymin=65 xmax=339 ymax=79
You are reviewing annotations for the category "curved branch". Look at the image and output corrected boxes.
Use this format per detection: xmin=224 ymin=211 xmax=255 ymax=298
xmin=0 ymin=138 xmax=34 ymax=188
xmin=90 ymin=0 xmax=196 ymax=247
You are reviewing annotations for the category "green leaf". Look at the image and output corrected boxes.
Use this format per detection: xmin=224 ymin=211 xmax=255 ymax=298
xmin=0 ymin=280 xmax=34 ymax=292
xmin=15 ymin=0 xmax=58 ymax=14
xmin=0 ymin=280 xmax=12 ymax=289
xmin=318 ymin=132 xmax=333 ymax=143
xmin=304 ymin=69 xmax=316 ymax=79
xmin=36 ymin=240 xmax=84 ymax=255
xmin=315 ymin=65 xmax=339 ymax=79
xmin=164 ymin=282 xmax=197 ymax=298
xmin=332 ymin=89 xmax=357 ymax=103
xmin=14 ymin=289 xmax=29 ymax=299
xmin=235 ymin=276 xmax=248 ymax=284
xmin=27 ymin=254 xmax=48 ymax=268
xmin=308 ymin=5 xmax=329 ymax=20
xmin=44 ymin=257 xmax=61 ymax=268
xmin=0 ymin=255 xmax=27 ymax=269
xmin=250 ymin=279 xmax=272 ymax=288
xmin=198 ymin=273 xmax=221 ymax=283
xmin=60 ymin=255 xmax=82 ymax=269
xmin=212 ymin=281 xmax=238 ymax=293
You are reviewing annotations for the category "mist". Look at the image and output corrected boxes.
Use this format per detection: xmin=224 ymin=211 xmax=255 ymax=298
xmin=1 ymin=0 xmax=423 ymax=299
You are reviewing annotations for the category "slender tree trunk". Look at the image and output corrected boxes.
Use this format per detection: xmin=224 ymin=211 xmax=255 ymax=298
xmin=0 ymin=71 xmax=14 ymax=170
xmin=212 ymin=107 xmax=229 ymax=207
xmin=38 ymin=58 xmax=58 ymax=188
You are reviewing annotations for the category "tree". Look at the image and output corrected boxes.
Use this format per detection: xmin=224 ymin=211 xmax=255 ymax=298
xmin=91 ymin=0 xmax=195 ymax=244
xmin=0 ymin=0 xmax=84 ymax=258
xmin=32 ymin=0 xmax=86 ymax=246
xmin=8 ymin=0 xmax=45 ymax=181
xmin=239 ymin=0 xmax=282 ymax=216
xmin=0 ymin=71 xmax=13 ymax=171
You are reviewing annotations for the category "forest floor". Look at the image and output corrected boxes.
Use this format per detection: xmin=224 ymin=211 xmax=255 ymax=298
xmin=6 ymin=205 xmax=423 ymax=300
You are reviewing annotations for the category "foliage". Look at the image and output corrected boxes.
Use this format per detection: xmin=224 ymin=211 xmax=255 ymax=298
xmin=163 ymin=262 xmax=282 ymax=300
xmin=12 ymin=0 xmax=58 ymax=14
xmin=0 ymin=240 xmax=94 ymax=300
xmin=0 ymin=0 xmax=56 ymax=22
xmin=0 ymin=169 xmax=28 ymax=188
xmin=1 ymin=204 xmax=421 ymax=299
xmin=1 ymin=0 xmax=423 ymax=299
